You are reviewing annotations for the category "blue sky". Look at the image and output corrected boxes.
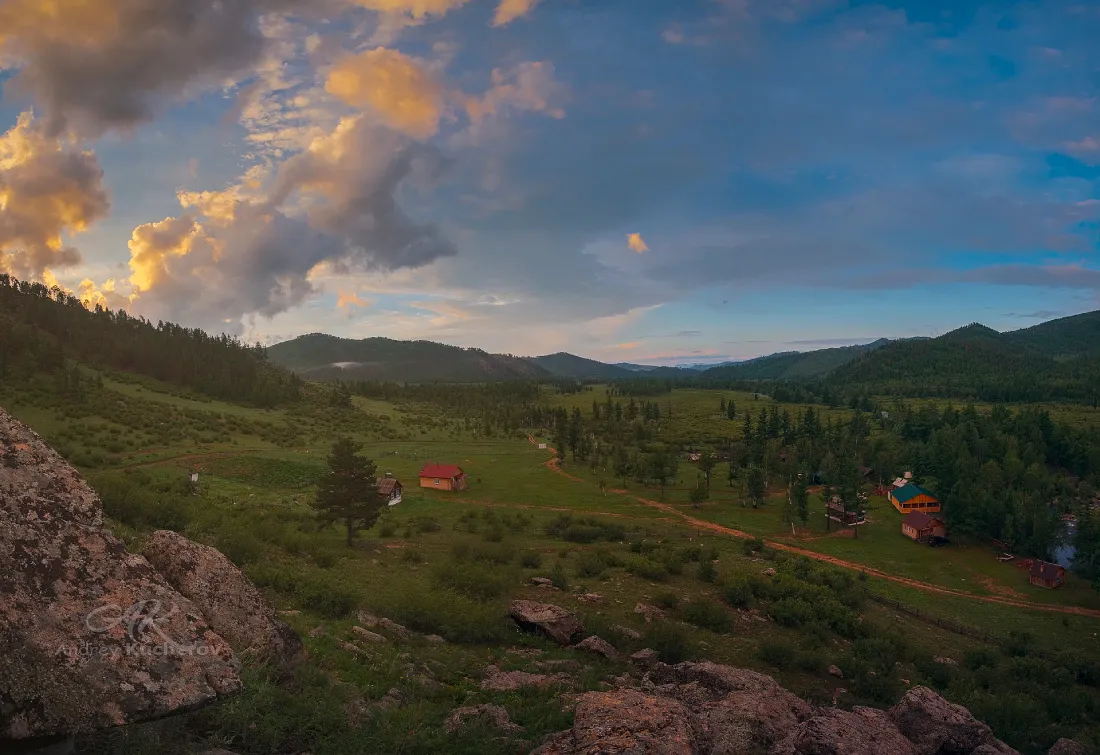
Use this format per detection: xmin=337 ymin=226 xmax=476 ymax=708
xmin=1 ymin=0 xmax=1098 ymax=363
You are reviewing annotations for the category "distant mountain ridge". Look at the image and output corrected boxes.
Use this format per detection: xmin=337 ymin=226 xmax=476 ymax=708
xmin=267 ymin=310 xmax=1100 ymax=391
xmin=267 ymin=334 xmax=549 ymax=383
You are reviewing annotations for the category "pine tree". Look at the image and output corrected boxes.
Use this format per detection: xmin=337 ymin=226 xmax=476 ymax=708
xmin=315 ymin=437 xmax=381 ymax=547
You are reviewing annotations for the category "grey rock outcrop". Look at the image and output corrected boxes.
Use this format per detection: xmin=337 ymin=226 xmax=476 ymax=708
xmin=509 ymin=600 xmax=582 ymax=645
xmin=142 ymin=530 xmax=301 ymax=666
xmin=535 ymin=661 xmax=1022 ymax=755
xmin=0 ymin=409 xmax=240 ymax=741
xmin=1048 ymin=739 xmax=1087 ymax=755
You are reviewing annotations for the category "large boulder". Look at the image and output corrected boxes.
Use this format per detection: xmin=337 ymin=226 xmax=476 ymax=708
xmin=888 ymin=686 xmax=1017 ymax=755
xmin=0 ymin=410 xmax=240 ymax=741
xmin=532 ymin=689 xmax=701 ymax=755
xmin=1048 ymin=739 xmax=1087 ymax=755
xmin=141 ymin=530 xmax=301 ymax=665
xmin=648 ymin=662 xmax=812 ymax=752
xmin=509 ymin=600 xmax=582 ymax=645
xmin=773 ymin=707 xmax=918 ymax=755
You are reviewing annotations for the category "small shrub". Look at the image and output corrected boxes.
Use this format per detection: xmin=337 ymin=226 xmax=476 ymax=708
xmin=575 ymin=551 xmax=609 ymax=579
xmin=520 ymin=550 xmax=543 ymax=569
xmin=549 ymin=561 xmax=571 ymax=592
xmin=434 ymin=563 xmax=507 ymax=602
xmin=628 ymin=558 xmax=669 ymax=582
xmin=682 ymin=599 xmax=732 ymax=633
xmin=296 ymin=579 xmax=357 ymax=619
xmin=378 ymin=521 xmax=397 ymax=538
xmin=653 ymin=590 xmax=680 ymax=610
xmin=758 ymin=641 xmax=796 ymax=671
xmin=696 ymin=560 xmax=718 ymax=583
xmin=648 ymin=622 xmax=694 ymax=664
xmin=722 ymin=576 xmax=754 ymax=608
xmin=401 ymin=548 xmax=425 ymax=564
xmin=483 ymin=524 xmax=505 ymax=543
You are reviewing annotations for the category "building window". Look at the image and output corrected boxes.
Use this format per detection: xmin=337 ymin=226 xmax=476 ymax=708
xmin=434 ymin=478 xmax=440 ymax=485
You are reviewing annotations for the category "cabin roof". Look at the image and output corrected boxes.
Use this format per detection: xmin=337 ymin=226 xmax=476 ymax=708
xmin=419 ymin=463 xmax=465 ymax=478
xmin=377 ymin=478 xmax=401 ymax=495
xmin=891 ymin=483 xmax=938 ymax=504
xmin=1029 ymin=560 xmax=1065 ymax=581
xmin=902 ymin=511 xmax=944 ymax=530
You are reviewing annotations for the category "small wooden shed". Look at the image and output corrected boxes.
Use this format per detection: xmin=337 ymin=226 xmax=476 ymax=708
xmin=901 ymin=511 xmax=946 ymax=542
xmin=1029 ymin=560 xmax=1066 ymax=589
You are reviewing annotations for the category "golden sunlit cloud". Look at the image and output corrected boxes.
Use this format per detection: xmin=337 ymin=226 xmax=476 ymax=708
xmin=0 ymin=111 xmax=109 ymax=278
xmin=127 ymin=215 xmax=209 ymax=294
xmin=337 ymin=290 xmax=372 ymax=309
xmin=326 ymin=48 xmax=447 ymax=138
xmin=491 ymin=0 xmax=540 ymax=27
xmin=627 ymin=232 xmax=649 ymax=253
xmin=464 ymin=61 xmax=567 ymax=125
xmin=351 ymin=0 xmax=469 ymax=21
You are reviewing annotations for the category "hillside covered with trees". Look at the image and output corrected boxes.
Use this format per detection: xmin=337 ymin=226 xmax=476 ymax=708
xmin=0 ymin=275 xmax=300 ymax=406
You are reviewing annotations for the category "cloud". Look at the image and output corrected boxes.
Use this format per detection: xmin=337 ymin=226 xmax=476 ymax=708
xmin=626 ymin=232 xmax=649 ymax=253
xmin=464 ymin=62 xmax=567 ymax=125
xmin=326 ymin=48 xmax=448 ymax=138
xmin=491 ymin=0 xmax=540 ymax=27
xmin=0 ymin=0 xmax=314 ymax=138
xmin=127 ymin=114 xmax=456 ymax=332
xmin=1002 ymin=310 xmax=1063 ymax=319
xmin=352 ymin=0 xmax=468 ymax=21
xmin=0 ymin=112 xmax=110 ymax=278
xmin=337 ymin=290 xmax=371 ymax=308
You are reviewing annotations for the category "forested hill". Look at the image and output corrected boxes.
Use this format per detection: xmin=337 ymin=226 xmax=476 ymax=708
xmin=702 ymin=340 xmax=893 ymax=380
xmin=268 ymin=334 xmax=551 ymax=383
xmin=0 ymin=275 xmax=300 ymax=406
xmin=525 ymin=352 xmax=635 ymax=380
xmin=826 ymin=318 xmax=1100 ymax=403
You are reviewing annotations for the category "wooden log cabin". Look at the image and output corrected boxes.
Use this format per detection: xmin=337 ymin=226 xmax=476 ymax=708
xmin=377 ymin=473 xmax=403 ymax=506
xmin=901 ymin=511 xmax=946 ymax=542
xmin=418 ymin=463 xmax=468 ymax=491
xmin=888 ymin=483 xmax=941 ymax=514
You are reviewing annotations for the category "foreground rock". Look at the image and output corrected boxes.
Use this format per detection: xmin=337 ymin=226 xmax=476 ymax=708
xmin=533 ymin=689 xmax=700 ymax=755
xmin=509 ymin=600 xmax=582 ymax=645
xmin=142 ymin=530 xmax=302 ymax=666
xmin=888 ymin=686 xmax=1018 ymax=755
xmin=536 ymin=660 xmax=1020 ymax=755
xmin=574 ymin=635 xmax=618 ymax=661
xmin=0 ymin=409 xmax=240 ymax=741
xmin=1047 ymin=739 xmax=1086 ymax=755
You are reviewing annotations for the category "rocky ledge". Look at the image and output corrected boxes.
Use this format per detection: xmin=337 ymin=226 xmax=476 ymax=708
xmin=533 ymin=660 xmax=1041 ymax=755
xmin=0 ymin=409 xmax=241 ymax=741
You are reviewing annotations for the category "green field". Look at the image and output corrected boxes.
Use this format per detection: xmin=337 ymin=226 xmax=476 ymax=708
xmin=4 ymin=375 xmax=1100 ymax=754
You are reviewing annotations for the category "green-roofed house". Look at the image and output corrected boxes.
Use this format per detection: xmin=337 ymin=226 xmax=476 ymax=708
xmin=888 ymin=483 xmax=941 ymax=514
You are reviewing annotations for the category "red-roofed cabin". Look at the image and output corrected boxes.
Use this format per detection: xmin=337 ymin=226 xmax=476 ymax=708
xmin=1029 ymin=560 xmax=1066 ymax=589
xmin=419 ymin=463 xmax=468 ymax=491
xmin=902 ymin=511 xmax=946 ymax=542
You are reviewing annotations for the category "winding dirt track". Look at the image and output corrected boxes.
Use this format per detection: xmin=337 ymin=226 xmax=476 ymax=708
xmin=526 ymin=436 xmax=1100 ymax=619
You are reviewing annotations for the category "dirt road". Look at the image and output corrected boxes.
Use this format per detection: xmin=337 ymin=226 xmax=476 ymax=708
xmin=525 ymin=435 xmax=1100 ymax=619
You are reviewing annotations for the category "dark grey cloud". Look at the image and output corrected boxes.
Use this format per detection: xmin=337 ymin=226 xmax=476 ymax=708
xmin=270 ymin=119 xmax=457 ymax=272
xmin=0 ymin=0 xmax=333 ymax=138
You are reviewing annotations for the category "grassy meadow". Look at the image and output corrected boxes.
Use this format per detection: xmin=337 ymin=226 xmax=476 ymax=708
xmin=2 ymin=375 xmax=1099 ymax=754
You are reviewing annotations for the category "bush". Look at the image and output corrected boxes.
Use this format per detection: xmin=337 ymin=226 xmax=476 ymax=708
xmin=648 ymin=622 xmax=694 ymax=664
xmin=696 ymin=560 xmax=718 ymax=583
xmin=296 ymin=579 xmax=357 ymax=619
xmin=653 ymin=590 xmax=680 ymax=610
xmin=217 ymin=528 xmax=265 ymax=567
xmin=628 ymin=558 xmax=669 ymax=582
xmin=520 ymin=550 xmax=543 ymax=569
xmin=378 ymin=521 xmax=397 ymax=538
xmin=722 ymin=576 xmax=754 ymax=608
xmin=382 ymin=589 xmax=508 ymax=644
xmin=545 ymin=514 xmax=627 ymax=544
xmin=758 ymin=641 xmax=796 ymax=671
xmin=575 ymin=551 xmax=609 ymax=579
xmin=769 ymin=597 xmax=815 ymax=628
xmin=434 ymin=563 xmax=507 ymax=602
xmin=549 ymin=561 xmax=571 ymax=592
xmin=682 ymin=599 xmax=732 ymax=633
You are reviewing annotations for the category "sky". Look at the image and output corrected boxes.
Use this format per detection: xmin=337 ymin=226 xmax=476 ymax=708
xmin=1 ymin=0 xmax=1098 ymax=365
